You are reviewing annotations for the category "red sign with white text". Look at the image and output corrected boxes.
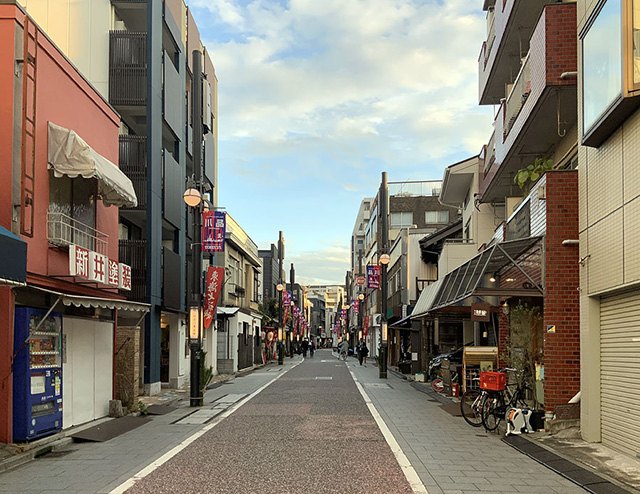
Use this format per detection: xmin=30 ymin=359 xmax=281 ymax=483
xmin=203 ymin=267 xmax=225 ymax=329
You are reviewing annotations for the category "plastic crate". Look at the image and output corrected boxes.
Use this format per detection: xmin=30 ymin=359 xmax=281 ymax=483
xmin=479 ymin=371 xmax=506 ymax=391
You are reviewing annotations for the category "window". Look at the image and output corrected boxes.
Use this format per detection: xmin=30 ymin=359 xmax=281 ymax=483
xmin=582 ymin=0 xmax=622 ymax=133
xmin=390 ymin=212 xmax=413 ymax=228
xmin=425 ymin=210 xmax=449 ymax=224
xmin=581 ymin=0 xmax=640 ymax=146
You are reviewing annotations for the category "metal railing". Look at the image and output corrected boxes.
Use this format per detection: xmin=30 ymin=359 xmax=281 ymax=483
xmin=47 ymin=212 xmax=108 ymax=255
xmin=388 ymin=181 xmax=443 ymax=198
xmin=118 ymin=135 xmax=147 ymax=210
xmin=119 ymin=239 xmax=146 ymax=302
xmin=483 ymin=131 xmax=496 ymax=174
xmin=504 ymin=54 xmax=531 ymax=138
xmin=109 ymin=31 xmax=147 ymax=106
xmin=484 ymin=8 xmax=496 ymax=65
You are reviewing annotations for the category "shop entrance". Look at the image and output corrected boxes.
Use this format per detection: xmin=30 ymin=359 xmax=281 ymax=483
xmin=160 ymin=324 xmax=170 ymax=383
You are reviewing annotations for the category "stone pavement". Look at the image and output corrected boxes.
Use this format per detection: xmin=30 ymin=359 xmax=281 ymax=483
xmin=0 ymin=359 xmax=298 ymax=494
xmin=346 ymin=356 xmax=590 ymax=494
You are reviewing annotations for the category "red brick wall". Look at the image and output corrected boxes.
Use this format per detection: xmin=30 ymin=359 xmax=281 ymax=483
xmin=545 ymin=3 xmax=577 ymax=87
xmin=543 ymin=170 xmax=580 ymax=412
xmin=498 ymin=306 xmax=509 ymax=369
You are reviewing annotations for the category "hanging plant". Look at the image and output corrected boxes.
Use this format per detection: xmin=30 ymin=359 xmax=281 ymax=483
xmin=513 ymin=158 xmax=553 ymax=195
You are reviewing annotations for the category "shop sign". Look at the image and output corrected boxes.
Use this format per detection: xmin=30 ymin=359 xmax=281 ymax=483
xmin=356 ymin=275 xmax=366 ymax=286
xmin=367 ymin=265 xmax=380 ymax=290
xmin=69 ymin=244 xmax=131 ymax=290
xmin=471 ymin=303 xmax=491 ymax=322
xmin=202 ymin=211 xmax=226 ymax=252
xmin=203 ymin=267 xmax=224 ymax=329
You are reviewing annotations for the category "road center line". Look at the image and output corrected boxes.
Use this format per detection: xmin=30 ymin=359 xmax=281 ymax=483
xmin=348 ymin=367 xmax=429 ymax=494
xmin=109 ymin=360 xmax=302 ymax=494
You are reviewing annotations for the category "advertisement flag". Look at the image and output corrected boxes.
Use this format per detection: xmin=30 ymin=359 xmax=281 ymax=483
xmin=363 ymin=315 xmax=369 ymax=337
xmin=203 ymin=267 xmax=225 ymax=329
xmin=202 ymin=211 xmax=226 ymax=252
xmin=283 ymin=291 xmax=292 ymax=324
xmin=367 ymin=265 xmax=381 ymax=290
xmin=353 ymin=300 xmax=359 ymax=314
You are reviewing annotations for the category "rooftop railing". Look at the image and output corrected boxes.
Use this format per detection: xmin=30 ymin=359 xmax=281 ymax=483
xmin=388 ymin=181 xmax=443 ymax=198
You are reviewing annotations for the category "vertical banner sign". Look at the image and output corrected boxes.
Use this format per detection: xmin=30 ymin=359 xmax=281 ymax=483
xmin=202 ymin=211 xmax=226 ymax=252
xmin=367 ymin=265 xmax=381 ymax=290
xmin=353 ymin=300 xmax=359 ymax=314
xmin=283 ymin=291 xmax=292 ymax=324
xmin=363 ymin=315 xmax=369 ymax=337
xmin=293 ymin=306 xmax=300 ymax=334
xmin=203 ymin=267 xmax=225 ymax=329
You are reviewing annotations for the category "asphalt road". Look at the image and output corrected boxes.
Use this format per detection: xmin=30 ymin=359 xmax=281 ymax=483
xmin=125 ymin=351 xmax=413 ymax=494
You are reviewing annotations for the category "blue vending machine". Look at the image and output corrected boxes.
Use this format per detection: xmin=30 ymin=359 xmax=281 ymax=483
xmin=13 ymin=307 xmax=63 ymax=441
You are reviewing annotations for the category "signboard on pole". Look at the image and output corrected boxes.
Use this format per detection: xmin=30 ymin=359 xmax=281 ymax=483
xmin=202 ymin=211 xmax=226 ymax=252
xmin=367 ymin=265 xmax=381 ymax=290
xmin=203 ymin=267 xmax=224 ymax=329
xmin=356 ymin=275 xmax=366 ymax=286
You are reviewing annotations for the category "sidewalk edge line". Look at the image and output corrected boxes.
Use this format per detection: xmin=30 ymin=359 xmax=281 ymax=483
xmin=108 ymin=360 xmax=302 ymax=494
xmin=348 ymin=368 xmax=429 ymax=494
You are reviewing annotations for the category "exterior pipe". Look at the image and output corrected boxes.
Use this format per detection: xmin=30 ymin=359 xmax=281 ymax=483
xmin=562 ymin=239 xmax=579 ymax=246
xmin=560 ymin=71 xmax=578 ymax=79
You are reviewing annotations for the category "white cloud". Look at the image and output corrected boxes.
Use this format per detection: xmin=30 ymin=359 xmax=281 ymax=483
xmin=187 ymin=0 xmax=494 ymax=283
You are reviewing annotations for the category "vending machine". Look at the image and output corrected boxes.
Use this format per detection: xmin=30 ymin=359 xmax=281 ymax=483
xmin=13 ymin=307 xmax=63 ymax=441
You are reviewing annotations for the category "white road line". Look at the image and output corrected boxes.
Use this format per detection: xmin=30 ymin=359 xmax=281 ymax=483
xmin=109 ymin=360 xmax=302 ymax=494
xmin=348 ymin=367 xmax=429 ymax=494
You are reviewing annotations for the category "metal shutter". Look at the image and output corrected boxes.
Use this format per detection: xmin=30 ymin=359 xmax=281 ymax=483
xmin=600 ymin=290 xmax=640 ymax=457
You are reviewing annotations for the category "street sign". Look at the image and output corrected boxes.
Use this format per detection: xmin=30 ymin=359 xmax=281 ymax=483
xmin=356 ymin=275 xmax=366 ymax=286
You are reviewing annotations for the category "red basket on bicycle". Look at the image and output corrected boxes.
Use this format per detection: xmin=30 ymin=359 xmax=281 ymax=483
xmin=479 ymin=371 xmax=506 ymax=391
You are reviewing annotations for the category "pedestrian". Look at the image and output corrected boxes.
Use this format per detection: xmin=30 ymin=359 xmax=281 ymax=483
xmin=301 ymin=338 xmax=309 ymax=358
xmin=309 ymin=339 xmax=315 ymax=358
xmin=357 ymin=339 xmax=369 ymax=366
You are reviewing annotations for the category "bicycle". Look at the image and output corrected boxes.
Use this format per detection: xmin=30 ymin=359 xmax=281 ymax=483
xmin=339 ymin=350 xmax=348 ymax=361
xmin=459 ymin=378 xmax=485 ymax=427
xmin=481 ymin=369 xmax=534 ymax=432
xmin=431 ymin=370 xmax=458 ymax=393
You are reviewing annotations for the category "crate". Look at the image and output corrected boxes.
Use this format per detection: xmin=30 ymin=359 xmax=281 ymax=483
xmin=480 ymin=371 xmax=506 ymax=391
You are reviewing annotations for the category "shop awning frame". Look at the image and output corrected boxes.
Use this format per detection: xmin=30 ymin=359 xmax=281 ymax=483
xmin=47 ymin=122 xmax=137 ymax=208
xmin=430 ymin=236 xmax=544 ymax=311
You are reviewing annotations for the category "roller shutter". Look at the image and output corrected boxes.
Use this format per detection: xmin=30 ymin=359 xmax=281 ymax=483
xmin=600 ymin=290 xmax=640 ymax=457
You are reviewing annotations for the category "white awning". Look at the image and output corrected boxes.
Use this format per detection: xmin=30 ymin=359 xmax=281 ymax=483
xmin=61 ymin=294 xmax=149 ymax=313
xmin=217 ymin=307 xmax=240 ymax=317
xmin=47 ymin=122 xmax=137 ymax=207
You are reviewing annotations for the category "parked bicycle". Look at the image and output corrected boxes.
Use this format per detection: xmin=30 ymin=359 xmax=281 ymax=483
xmin=480 ymin=369 xmax=534 ymax=432
xmin=431 ymin=370 xmax=458 ymax=393
xmin=459 ymin=378 xmax=485 ymax=427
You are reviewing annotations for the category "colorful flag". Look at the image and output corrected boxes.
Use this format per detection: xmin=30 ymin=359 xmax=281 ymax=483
xmin=202 ymin=211 xmax=226 ymax=252
xmin=203 ymin=267 xmax=224 ymax=328
xmin=367 ymin=265 xmax=381 ymax=289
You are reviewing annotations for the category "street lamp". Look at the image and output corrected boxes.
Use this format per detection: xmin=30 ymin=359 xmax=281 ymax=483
xmin=379 ymin=172 xmax=389 ymax=379
xmin=184 ymin=181 xmax=203 ymax=407
xmin=276 ymin=283 xmax=284 ymax=365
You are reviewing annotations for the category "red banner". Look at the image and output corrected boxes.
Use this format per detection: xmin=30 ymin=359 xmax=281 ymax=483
xmin=363 ymin=315 xmax=369 ymax=337
xmin=203 ymin=267 xmax=224 ymax=329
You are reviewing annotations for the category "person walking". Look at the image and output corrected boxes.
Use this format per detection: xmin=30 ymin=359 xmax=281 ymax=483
xmin=309 ymin=339 xmax=315 ymax=358
xmin=301 ymin=338 xmax=309 ymax=358
xmin=357 ymin=339 xmax=369 ymax=366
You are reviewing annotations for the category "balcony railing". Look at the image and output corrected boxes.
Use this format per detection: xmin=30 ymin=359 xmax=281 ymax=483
xmin=503 ymin=54 xmax=531 ymax=138
xmin=118 ymin=135 xmax=147 ymax=210
xmin=119 ymin=239 xmax=146 ymax=302
xmin=47 ymin=212 xmax=108 ymax=255
xmin=109 ymin=31 xmax=147 ymax=106
xmin=484 ymin=9 xmax=496 ymax=66
xmin=483 ymin=131 xmax=496 ymax=175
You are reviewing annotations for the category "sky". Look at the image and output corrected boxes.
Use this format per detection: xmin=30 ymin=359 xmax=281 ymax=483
xmin=186 ymin=0 xmax=495 ymax=285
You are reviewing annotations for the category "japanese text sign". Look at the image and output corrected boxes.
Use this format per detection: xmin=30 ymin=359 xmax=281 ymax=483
xmin=203 ymin=267 xmax=225 ymax=329
xmin=367 ymin=265 xmax=381 ymax=290
xmin=202 ymin=211 xmax=226 ymax=252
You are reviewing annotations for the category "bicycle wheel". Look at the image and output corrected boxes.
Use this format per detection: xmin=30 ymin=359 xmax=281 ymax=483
xmin=514 ymin=385 xmax=535 ymax=409
xmin=482 ymin=391 xmax=505 ymax=432
xmin=432 ymin=378 xmax=444 ymax=392
xmin=460 ymin=389 xmax=483 ymax=427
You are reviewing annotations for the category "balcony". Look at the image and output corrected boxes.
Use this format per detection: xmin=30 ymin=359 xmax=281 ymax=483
xmin=478 ymin=0 xmax=547 ymax=105
xmin=118 ymin=135 xmax=147 ymax=211
xmin=47 ymin=212 xmax=108 ymax=256
xmin=119 ymin=239 xmax=146 ymax=302
xmin=109 ymin=31 xmax=147 ymax=107
xmin=479 ymin=3 xmax=577 ymax=203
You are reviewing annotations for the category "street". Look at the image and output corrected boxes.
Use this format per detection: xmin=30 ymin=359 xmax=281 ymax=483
xmin=0 ymin=350 xmax=583 ymax=494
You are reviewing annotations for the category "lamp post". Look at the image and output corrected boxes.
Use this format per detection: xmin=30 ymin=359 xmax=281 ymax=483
xmin=358 ymin=293 xmax=364 ymax=342
xmin=379 ymin=171 xmax=390 ymax=379
xmin=276 ymin=282 xmax=284 ymax=365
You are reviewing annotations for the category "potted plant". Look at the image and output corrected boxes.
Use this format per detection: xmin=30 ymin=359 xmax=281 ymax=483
xmin=513 ymin=158 xmax=553 ymax=195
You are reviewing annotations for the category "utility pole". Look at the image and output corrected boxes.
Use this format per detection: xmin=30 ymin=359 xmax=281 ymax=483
xmin=380 ymin=172 xmax=389 ymax=379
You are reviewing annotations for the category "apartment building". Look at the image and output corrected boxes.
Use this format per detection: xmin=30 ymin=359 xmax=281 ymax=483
xmin=577 ymin=0 xmax=640 ymax=458
xmin=18 ymin=0 xmax=219 ymax=394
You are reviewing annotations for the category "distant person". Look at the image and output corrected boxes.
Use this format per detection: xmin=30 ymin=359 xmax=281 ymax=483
xmin=357 ymin=339 xmax=369 ymax=366
xmin=338 ymin=339 xmax=349 ymax=360
xmin=309 ymin=339 xmax=315 ymax=358
xmin=301 ymin=338 xmax=309 ymax=358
